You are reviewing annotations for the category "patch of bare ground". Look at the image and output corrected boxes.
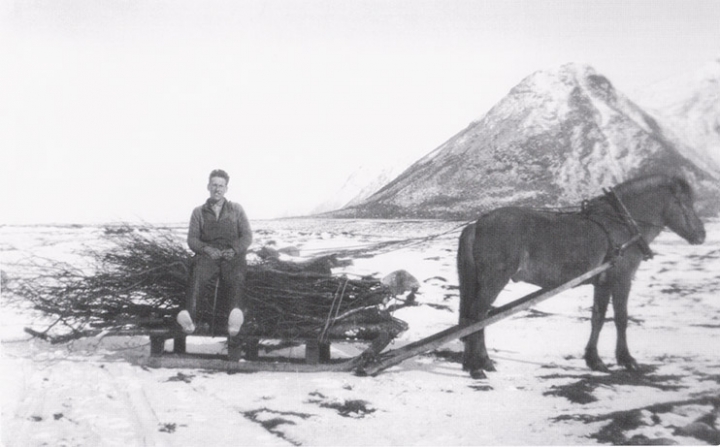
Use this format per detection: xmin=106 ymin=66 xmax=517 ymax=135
xmin=541 ymin=367 xmax=684 ymax=404
xmin=687 ymin=249 xmax=720 ymax=261
xmin=553 ymin=394 xmax=720 ymax=445
xmin=242 ymin=408 xmax=314 ymax=446
xmin=306 ymin=391 xmax=376 ymax=418
xmin=164 ymin=372 xmax=195 ymax=383
xmin=698 ymin=373 xmax=720 ymax=385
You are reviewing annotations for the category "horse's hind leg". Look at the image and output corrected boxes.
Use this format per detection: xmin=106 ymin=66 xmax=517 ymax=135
xmin=458 ymin=225 xmax=487 ymax=374
xmin=584 ymin=281 xmax=611 ymax=372
xmin=460 ymin=292 xmax=490 ymax=374
xmin=461 ymin=270 xmax=510 ymax=377
xmin=457 ymin=222 xmax=515 ymax=378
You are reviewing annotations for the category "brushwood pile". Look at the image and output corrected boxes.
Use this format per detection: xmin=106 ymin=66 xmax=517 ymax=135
xmin=6 ymin=225 xmax=404 ymax=344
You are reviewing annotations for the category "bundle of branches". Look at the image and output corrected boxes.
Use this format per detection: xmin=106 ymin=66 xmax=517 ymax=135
xmin=244 ymin=268 xmax=391 ymax=339
xmin=7 ymin=224 xmax=396 ymax=343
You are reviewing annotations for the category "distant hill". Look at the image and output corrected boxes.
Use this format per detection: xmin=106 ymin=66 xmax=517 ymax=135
xmin=310 ymin=157 xmax=415 ymax=215
xmin=328 ymin=63 xmax=720 ymax=219
xmin=633 ymin=58 xmax=720 ymax=178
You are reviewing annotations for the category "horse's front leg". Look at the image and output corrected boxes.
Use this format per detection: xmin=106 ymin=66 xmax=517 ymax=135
xmin=612 ymin=277 xmax=640 ymax=371
xmin=584 ymin=281 xmax=611 ymax=372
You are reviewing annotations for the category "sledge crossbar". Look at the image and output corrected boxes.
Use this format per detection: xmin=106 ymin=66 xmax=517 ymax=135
xmin=357 ymin=255 xmax=625 ymax=376
xmin=142 ymin=354 xmax=361 ymax=373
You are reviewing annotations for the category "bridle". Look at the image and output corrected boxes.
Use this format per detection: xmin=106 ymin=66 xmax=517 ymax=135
xmin=666 ymin=191 xmax=696 ymax=235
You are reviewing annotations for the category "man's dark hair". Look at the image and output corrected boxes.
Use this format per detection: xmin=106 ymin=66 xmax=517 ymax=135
xmin=209 ymin=169 xmax=230 ymax=184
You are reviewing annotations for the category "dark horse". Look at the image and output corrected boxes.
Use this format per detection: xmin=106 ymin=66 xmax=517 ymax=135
xmin=457 ymin=174 xmax=706 ymax=378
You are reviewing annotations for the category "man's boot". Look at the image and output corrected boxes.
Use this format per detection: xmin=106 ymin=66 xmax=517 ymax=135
xmin=228 ymin=308 xmax=244 ymax=336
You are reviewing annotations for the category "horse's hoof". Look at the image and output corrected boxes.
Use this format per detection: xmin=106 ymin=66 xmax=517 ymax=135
xmin=462 ymin=356 xmax=494 ymax=373
xmin=585 ymin=357 xmax=610 ymax=373
xmin=620 ymin=358 xmax=640 ymax=372
xmin=470 ymin=369 xmax=487 ymax=380
xmin=617 ymin=352 xmax=640 ymax=372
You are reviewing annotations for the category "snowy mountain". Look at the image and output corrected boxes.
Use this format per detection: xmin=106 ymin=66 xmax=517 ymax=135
xmin=311 ymin=157 xmax=416 ymax=215
xmin=330 ymin=63 xmax=720 ymax=219
xmin=632 ymin=58 xmax=720 ymax=177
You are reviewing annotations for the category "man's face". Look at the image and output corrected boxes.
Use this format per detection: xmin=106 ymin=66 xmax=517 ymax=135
xmin=207 ymin=177 xmax=228 ymax=202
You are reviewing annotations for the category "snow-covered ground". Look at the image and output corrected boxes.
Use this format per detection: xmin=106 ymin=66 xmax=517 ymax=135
xmin=2 ymin=218 xmax=719 ymax=446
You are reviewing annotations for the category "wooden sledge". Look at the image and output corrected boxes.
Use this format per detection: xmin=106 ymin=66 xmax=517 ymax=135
xmin=135 ymin=315 xmax=408 ymax=373
xmin=141 ymin=236 xmax=644 ymax=375
xmin=145 ymin=252 xmax=620 ymax=375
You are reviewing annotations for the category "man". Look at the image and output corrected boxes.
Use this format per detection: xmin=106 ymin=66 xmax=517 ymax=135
xmin=176 ymin=169 xmax=253 ymax=336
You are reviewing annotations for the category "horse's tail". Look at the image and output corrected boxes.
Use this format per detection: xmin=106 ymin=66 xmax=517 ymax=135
xmin=457 ymin=223 xmax=478 ymax=324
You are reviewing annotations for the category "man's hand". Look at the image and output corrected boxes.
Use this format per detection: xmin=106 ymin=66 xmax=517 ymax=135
xmin=221 ymin=248 xmax=236 ymax=260
xmin=203 ymin=246 xmax=223 ymax=260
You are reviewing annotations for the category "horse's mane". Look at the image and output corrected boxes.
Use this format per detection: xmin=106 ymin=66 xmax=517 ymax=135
xmin=580 ymin=174 xmax=692 ymax=214
xmin=613 ymin=174 xmax=692 ymax=198
xmin=531 ymin=174 xmax=692 ymax=215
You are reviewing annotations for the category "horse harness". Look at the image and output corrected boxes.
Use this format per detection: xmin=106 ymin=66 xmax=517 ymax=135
xmin=581 ymin=187 xmax=654 ymax=262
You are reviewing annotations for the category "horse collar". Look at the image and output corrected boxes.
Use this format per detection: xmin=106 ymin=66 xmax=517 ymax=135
xmin=602 ymin=188 xmax=654 ymax=261
xmin=582 ymin=212 xmax=619 ymax=262
xmin=581 ymin=190 xmax=654 ymax=262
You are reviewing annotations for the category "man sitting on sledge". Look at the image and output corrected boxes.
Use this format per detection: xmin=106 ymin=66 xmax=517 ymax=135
xmin=176 ymin=169 xmax=253 ymax=336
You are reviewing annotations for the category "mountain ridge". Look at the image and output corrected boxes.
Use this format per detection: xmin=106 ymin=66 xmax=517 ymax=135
xmin=325 ymin=63 xmax=720 ymax=219
xmin=633 ymin=58 xmax=720 ymax=177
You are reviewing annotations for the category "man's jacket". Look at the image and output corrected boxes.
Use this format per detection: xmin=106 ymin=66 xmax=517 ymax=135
xmin=187 ymin=199 xmax=252 ymax=256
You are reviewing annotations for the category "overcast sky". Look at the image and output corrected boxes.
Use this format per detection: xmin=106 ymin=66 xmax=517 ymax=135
xmin=2 ymin=0 xmax=719 ymax=224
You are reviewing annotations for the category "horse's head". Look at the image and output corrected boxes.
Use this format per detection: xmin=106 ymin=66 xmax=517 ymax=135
xmin=662 ymin=177 xmax=706 ymax=245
